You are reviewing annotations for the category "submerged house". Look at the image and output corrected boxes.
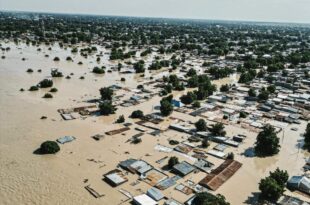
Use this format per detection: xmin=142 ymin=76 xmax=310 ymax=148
xmin=287 ymin=176 xmax=310 ymax=195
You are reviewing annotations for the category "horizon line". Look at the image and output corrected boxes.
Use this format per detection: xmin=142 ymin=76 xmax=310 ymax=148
xmin=1 ymin=9 xmax=310 ymax=26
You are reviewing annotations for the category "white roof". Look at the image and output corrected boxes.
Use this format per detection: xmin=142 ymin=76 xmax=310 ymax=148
xmin=133 ymin=194 xmax=157 ymax=205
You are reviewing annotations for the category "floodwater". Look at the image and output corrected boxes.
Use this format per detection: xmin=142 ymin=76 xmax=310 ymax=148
xmin=0 ymin=42 xmax=309 ymax=205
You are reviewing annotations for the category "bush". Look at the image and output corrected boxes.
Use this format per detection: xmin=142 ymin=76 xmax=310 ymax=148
xmin=220 ymin=84 xmax=230 ymax=92
xmin=192 ymin=101 xmax=201 ymax=108
xmin=227 ymin=152 xmax=234 ymax=160
xmin=49 ymin=88 xmax=58 ymax=92
xmin=29 ymin=85 xmax=39 ymax=91
xmin=121 ymin=77 xmax=126 ymax=81
xmin=39 ymin=79 xmax=53 ymax=88
xmin=51 ymin=69 xmax=63 ymax=77
xmin=26 ymin=68 xmax=33 ymax=73
xmin=116 ymin=115 xmax=125 ymax=123
xmin=40 ymin=141 xmax=60 ymax=154
xmin=131 ymin=110 xmax=144 ymax=118
xmin=53 ymin=57 xmax=60 ymax=61
xmin=43 ymin=93 xmax=53 ymax=98
xmin=66 ymin=56 xmax=72 ymax=61
xmin=168 ymin=156 xmax=179 ymax=169
xmin=195 ymin=119 xmax=207 ymax=132
xmin=201 ymin=138 xmax=210 ymax=148
xmin=239 ymin=111 xmax=247 ymax=118
xmin=169 ymin=140 xmax=179 ymax=145
xmin=93 ymin=67 xmax=105 ymax=74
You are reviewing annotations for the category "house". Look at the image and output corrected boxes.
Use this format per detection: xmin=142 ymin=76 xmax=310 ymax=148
xmin=199 ymin=159 xmax=242 ymax=190
xmin=103 ymin=169 xmax=128 ymax=187
xmin=146 ymin=187 xmax=164 ymax=201
xmin=133 ymin=194 xmax=157 ymax=205
xmin=173 ymin=161 xmax=195 ymax=176
xmin=287 ymin=176 xmax=310 ymax=195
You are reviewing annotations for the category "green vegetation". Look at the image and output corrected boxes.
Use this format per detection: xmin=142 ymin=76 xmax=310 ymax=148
xmin=255 ymin=124 xmax=280 ymax=156
xmin=168 ymin=156 xmax=179 ymax=169
xmin=303 ymin=123 xmax=310 ymax=151
xmin=259 ymin=168 xmax=289 ymax=202
xmin=99 ymin=87 xmax=113 ymax=101
xmin=40 ymin=141 xmax=60 ymax=154
xmin=93 ymin=66 xmax=105 ymax=74
xmin=115 ymin=115 xmax=125 ymax=123
xmin=192 ymin=192 xmax=230 ymax=205
xmin=195 ymin=119 xmax=207 ymax=132
xmin=160 ymin=95 xmax=173 ymax=116
xmin=51 ymin=69 xmax=63 ymax=77
xmin=49 ymin=88 xmax=58 ymax=92
xmin=29 ymin=85 xmax=39 ymax=91
xmin=39 ymin=79 xmax=53 ymax=88
xmin=131 ymin=110 xmax=144 ymax=118
xmin=99 ymin=101 xmax=116 ymax=115
xmin=210 ymin=123 xmax=226 ymax=136
xmin=43 ymin=93 xmax=53 ymax=98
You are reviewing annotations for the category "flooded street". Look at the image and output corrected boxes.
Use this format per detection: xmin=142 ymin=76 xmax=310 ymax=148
xmin=0 ymin=42 xmax=309 ymax=205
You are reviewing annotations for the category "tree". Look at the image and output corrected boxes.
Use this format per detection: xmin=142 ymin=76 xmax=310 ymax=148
xmin=220 ymin=84 xmax=230 ymax=92
xmin=116 ymin=115 xmax=125 ymax=123
xmin=259 ymin=168 xmax=288 ymax=202
xmin=93 ymin=66 xmax=105 ymax=74
xmin=239 ymin=111 xmax=247 ymax=118
xmin=133 ymin=60 xmax=145 ymax=73
xmin=131 ymin=110 xmax=144 ymax=118
xmin=168 ymin=156 xmax=179 ymax=169
xmin=40 ymin=141 xmax=60 ymax=154
xmin=187 ymin=68 xmax=197 ymax=77
xmin=39 ymin=79 xmax=53 ymax=88
xmin=269 ymin=168 xmax=289 ymax=187
xmin=258 ymin=89 xmax=270 ymax=101
xmin=99 ymin=87 xmax=113 ymax=101
xmin=210 ymin=123 xmax=226 ymax=136
xmin=192 ymin=101 xmax=201 ymax=108
xmin=180 ymin=91 xmax=197 ymax=105
xmin=192 ymin=192 xmax=230 ymax=205
xmin=99 ymin=101 xmax=116 ymax=115
xmin=195 ymin=119 xmax=207 ymax=132
xmin=255 ymin=124 xmax=280 ymax=156
xmin=303 ymin=123 xmax=310 ymax=151
xmin=160 ymin=98 xmax=173 ymax=116
xmin=201 ymin=137 xmax=210 ymax=148
xmin=259 ymin=177 xmax=284 ymax=202
xmin=248 ymin=88 xmax=257 ymax=97
xmin=267 ymin=85 xmax=276 ymax=93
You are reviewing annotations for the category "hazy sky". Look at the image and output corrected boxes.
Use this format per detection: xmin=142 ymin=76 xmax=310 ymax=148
xmin=1 ymin=0 xmax=310 ymax=23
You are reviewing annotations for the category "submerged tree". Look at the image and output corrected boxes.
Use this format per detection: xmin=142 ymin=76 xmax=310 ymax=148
xmin=192 ymin=192 xmax=230 ymax=205
xmin=303 ymin=123 xmax=310 ymax=151
xmin=99 ymin=101 xmax=116 ymax=115
xmin=210 ymin=123 xmax=226 ymax=136
xmin=259 ymin=168 xmax=288 ymax=202
xmin=255 ymin=124 xmax=280 ymax=156
xmin=99 ymin=87 xmax=113 ymax=101
xmin=195 ymin=119 xmax=207 ymax=132
xmin=40 ymin=141 xmax=60 ymax=154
